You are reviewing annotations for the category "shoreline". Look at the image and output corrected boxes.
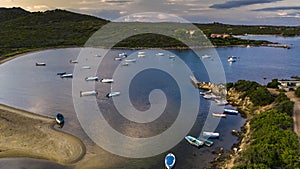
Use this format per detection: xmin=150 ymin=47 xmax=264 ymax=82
xmin=0 ymin=103 xmax=86 ymax=165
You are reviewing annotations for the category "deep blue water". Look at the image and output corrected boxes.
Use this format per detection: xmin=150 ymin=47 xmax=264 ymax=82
xmin=0 ymin=36 xmax=299 ymax=168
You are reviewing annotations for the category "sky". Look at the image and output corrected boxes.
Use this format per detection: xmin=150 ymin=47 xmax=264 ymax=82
xmin=1 ymin=0 xmax=300 ymax=25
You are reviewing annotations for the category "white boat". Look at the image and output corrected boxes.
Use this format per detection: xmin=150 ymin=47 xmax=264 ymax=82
xmin=212 ymin=113 xmax=227 ymax=118
xmin=138 ymin=51 xmax=145 ymax=55
xmin=201 ymin=54 xmax=211 ymax=59
xmin=95 ymin=54 xmax=102 ymax=57
xmin=165 ymin=153 xmax=176 ymax=169
xmin=80 ymin=90 xmax=98 ymax=97
xmin=57 ymin=72 xmax=66 ymax=76
xmin=70 ymin=60 xmax=78 ymax=64
xmin=169 ymin=55 xmax=175 ymax=59
xmin=124 ymin=59 xmax=137 ymax=62
xmin=82 ymin=66 xmax=91 ymax=69
xmin=156 ymin=52 xmax=164 ymax=56
xmin=184 ymin=136 xmax=204 ymax=147
xmin=121 ymin=62 xmax=129 ymax=66
xmin=119 ymin=52 xmax=127 ymax=58
xmin=227 ymin=56 xmax=237 ymax=62
xmin=60 ymin=73 xmax=73 ymax=78
xmin=203 ymin=93 xmax=221 ymax=100
xmin=198 ymin=137 xmax=214 ymax=147
xmin=55 ymin=113 xmax=64 ymax=128
xmin=224 ymin=108 xmax=239 ymax=115
xmin=101 ymin=79 xmax=114 ymax=83
xmin=106 ymin=92 xmax=120 ymax=98
xmin=246 ymin=45 xmax=251 ymax=48
xmin=199 ymin=90 xmax=211 ymax=95
xmin=114 ymin=57 xmax=122 ymax=61
xmin=203 ymin=132 xmax=219 ymax=139
xmin=214 ymin=99 xmax=228 ymax=105
xmin=36 ymin=62 xmax=46 ymax=66
xmin=85 ymin=76 xmax=99 ymax=81
xmin=138 ymin=54 xmax=145 ymax=58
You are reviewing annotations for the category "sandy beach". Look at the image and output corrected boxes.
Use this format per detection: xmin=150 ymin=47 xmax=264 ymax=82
xmin=0 ymin=104 xmax=86 ymax=165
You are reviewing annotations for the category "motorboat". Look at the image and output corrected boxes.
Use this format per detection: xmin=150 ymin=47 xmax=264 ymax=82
xmin=57 ymin=72 xmax=66 ymax=76
xmin=60 ymin=73 xmax=73 ymax=78
xmin=80 ymin=90 xmax=98 ymax=97
xmin=227 ymin=56 xmax=237 ymax=62
xmin=124 ymin=59 xmax=137 ymax=62
xmin=138 ymin=54 xmax=145 ymax=58
xmin=224 ymin=108 xmax=239 ymax=115
xmin=119 ymin=52 xmax=127 ymax=58
xmin=82 ymin=66 xmax=91 ymax=69
xmin=203 ymin=132 xmax=219 ymax=139
xmin=101 ymin=79 xmax=114 ymax=83
xmin=95 ymin=54 xmax=102 ymax=57
xmin=106 ymin=92 xmax=120 ymax=98
xmin=138 ymin=51 xmax=145 ymax=55
xmin=36 ymin=62 xmax=46 ymax=66
xmin=184 ymin=136 xmax=204 ymax=147
xmin=201 ymin=54 xmax=211 ymax=59
xmin=121 ymin=62 xmax=129 ymax=66
xmin=165 ymin=153 xmax=176 ymax=169
xmin=156 ymin=52 xmax=164 ymax=56
xmin=203 ymin=93 xmax=221 ymax=100
xmin=199 ymin=90 xmax=211 ymax=95
xmin=212 ymin=113 xmax=227 ymax=118
xmin=55 ymin=113 xmax=64 ymax=128
xmin=169 ymin=55 xmax=175 ymax=59
xmin=198 ymin=137 xmax=214 ymax=147
xmin=114 ymin=57 xmax=122 ymax=61
xmin=85 ymin=76 xmax=99 ymax=81
xmin=69 ymin=60 xmax=78 ymax=64
xmin=214 ymin=99 xmax=228 ymax=105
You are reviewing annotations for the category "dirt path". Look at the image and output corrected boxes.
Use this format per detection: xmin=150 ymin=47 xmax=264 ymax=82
xmin=285 ymin=91 xmax=300 ymax=142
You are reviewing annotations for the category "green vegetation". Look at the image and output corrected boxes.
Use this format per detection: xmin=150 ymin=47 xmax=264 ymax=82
xmin=0 ymin=8 xmax=299 ymax=62
xmin=230 ymin=80 xmax=300 ymax=169
xmin=296 ymin=88 xmax=300 ymax=98
xmin=232 ymin=80 xmax=274 ymax=106
xmin=266 ymin=79 xmax=279 ymax=89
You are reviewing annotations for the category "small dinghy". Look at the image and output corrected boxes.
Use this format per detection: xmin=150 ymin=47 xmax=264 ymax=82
xmin=165 ymin=153 xmax=176 ymax=169
xmin=36 ymin=62 xmax=46 ymax=66
xmin=212 ymin=112 xmax=227 ymax=118
xmin=85 ymin=76 xmax=99 ymax=81
xmin=82 ymin=66 xmax=91 ymax=69
xmin=80 ymin=90 xmax=98 ymax=97
xmin=184 ymin=135 xmax=204 ymax=147
xmin=203 ymin=132 xmax=219 ymax=139
xmin=69 ymin=60 xmax=78 ymax=64
xmin=106 ymin=92 xmax=120 ymax=98
xmin=55 ymin=113 xmax=64 ymax=128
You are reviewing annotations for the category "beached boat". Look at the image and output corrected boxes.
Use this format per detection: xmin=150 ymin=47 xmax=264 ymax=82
xmin=36 ymin=62 xmax=46 ymax=66
xmin=184 ymin=136 xmax=204 ymax=147
xmin=165 ymin=153 xmax=176 ymax=169
xmin=60 ymin=73 xmax=73 ymax=78
xmin=69 ymin=60 xmax=78 ymax=64
xmin=224 ymin=108 xmax=239 ymax=115
xmin=198 ymin=137 xmax=214 ymax=147
xmin=106 ymin=92 xmax=120 ymax=98
xmin=203 ymin=132 xmax=219 ymax=139
xmin=212 ymin=113 xmax=227 ymax=118
xmin=227 ymin=56 xmax=237 ymax=62
xmin=80 ymin=90 xmax=98 ymax=97
xmin=55 ymin=113 xmax=64 ymax=128
xmin=101 ymin=79 xmax=114 ymax=83
xmin=57 ymin=72 xmax=66 ymax=76
xmin=85 ymin=76 xmax=99 ymax=81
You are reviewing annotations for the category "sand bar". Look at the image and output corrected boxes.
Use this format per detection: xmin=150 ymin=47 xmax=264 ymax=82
xmin=0 ymin=103 xmax=86 ymax=164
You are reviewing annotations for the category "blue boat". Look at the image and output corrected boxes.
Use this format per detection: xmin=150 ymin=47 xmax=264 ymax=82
xmin=165 ymin=153 xmax=175 ymax=169
xmin=55 ymin=113 xmax=64 ymax=128
xmin=198 ymin=137 xmax=214 ymax=147
xmin=184 ymin=136 xmax=204 ymax=147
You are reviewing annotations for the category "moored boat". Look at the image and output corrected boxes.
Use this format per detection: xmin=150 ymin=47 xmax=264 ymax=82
xmin=114 ymin=57 xmax=122 ymax=61
xmin=80 ymin=90 xmax=98 ymax=97
xmin=224 ymin=108 xmax=239 ymax=115
xmin=212 ymin=112 xmax=227 ymax=118
xmin=57 ymin=72 xmax=66 ymax=76
xmin=227 ymin=56 xmax=237 ymax=62
xmin=36 ymin=62 xmax=46 ymax=66
xmin=156 ymin=52 xmax=164 ymax=56
xmin=101 ymin=79 xmax=114 ymax=83
xmin=124 ymin=59 xmax=137 ymax=62
xmin=198 ymin=137 xmax=214 ymax=147
xmin=214 ymin=99 xmax=228 ymax=105
xmin=121 ymin=62 xmax=129 ymax=66
xmin=60 ymin=73 xmax=73 ymax=78
xmin=106 ymin=92 xmax=120 ymax=98
xmin=82 ymin=66 xmax=91 ymax=69
xmin=184 ymin=136 xmax=204 ymax=147
xmin=85 ymin=76 xmax=99 ymax=81
xmin=69 ymin=60 xmax=78 ymax=64
xmin=169 ymin=55 xmax=175 ymax=59
xmin=203 ymin=132 xmax=219 ymax=139
xmin=165 ymin=153 xmax=176 ymax=169
xmin=55 ymin=113 xmax=64 ymax=128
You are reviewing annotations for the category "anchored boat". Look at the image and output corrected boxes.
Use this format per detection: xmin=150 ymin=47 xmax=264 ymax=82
xmin=36 ymin=62 xmax=46 ymax=66
xmin=57 ymin=72 xmax=66 ymax=76
xmin=224 ymin=108 xmax=239 ymax=115
xmin=101 ymin=79 xmax=114 ymax=83
xmin=203 ymin=132 xmax=220 ymax=139
xmin=60 ymin=73 xmax=73 ymax=78
xmin=85 ymin=76 xmax=99 ymax=81
xmin=227 ymin=56 xmax=237 ymax=62
xmin=212 ymin=112 xmax=227 ymax=118
xmin=165 ymin=153 xmax=176 ymax=169
xmin=55 ymin=113 xmax=64 ymax=128
xmin=184 ymin=136 xmax=204 ymax=147
xmin=69 ymin=60 xmax=78 ymax=64
xmin=106 ymin=92 xmax=120 ymax=98
xmin=124 ymin=59 xmax=137 ymax=62
xmin=198 ymin=137 xmax=214 ymax=147
xmin=80 ymin=90 xmax=98 ymax=97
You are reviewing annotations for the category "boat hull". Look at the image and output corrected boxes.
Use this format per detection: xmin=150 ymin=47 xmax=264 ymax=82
xmin=165 ymin=153 xmax=176 ymax=169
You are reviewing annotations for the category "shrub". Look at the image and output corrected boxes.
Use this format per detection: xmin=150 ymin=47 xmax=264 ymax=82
xmin=266 ymin=79 xmax=279 ymax=89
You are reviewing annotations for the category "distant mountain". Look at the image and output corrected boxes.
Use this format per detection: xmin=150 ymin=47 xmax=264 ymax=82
xmin=0 ymin=7 xmax=30 ymax=22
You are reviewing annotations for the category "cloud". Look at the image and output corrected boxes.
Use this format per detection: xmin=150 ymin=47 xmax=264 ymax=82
xmin=210 ymin=0 xmax=282 ymax=9
xmin=252 ymin=6 xmax=300 ymax=11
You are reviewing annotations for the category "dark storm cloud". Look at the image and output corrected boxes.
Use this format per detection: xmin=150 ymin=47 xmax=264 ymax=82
xmin=253 ymin=6 xmax=300 ymax=11
xmin=210 ymin=0 xmax=282 ymax=9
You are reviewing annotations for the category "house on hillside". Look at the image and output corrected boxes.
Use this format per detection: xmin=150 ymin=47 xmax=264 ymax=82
xmin=278 ymin=80 xmax=300 ymax=91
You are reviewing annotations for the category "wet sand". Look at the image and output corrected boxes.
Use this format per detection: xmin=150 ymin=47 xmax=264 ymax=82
xmin=0 ymin=104 xmax=85 ymax=165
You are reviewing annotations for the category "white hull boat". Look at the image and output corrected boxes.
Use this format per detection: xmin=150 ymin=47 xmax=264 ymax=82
xmin=80 ymin=90 xmax=98 ymax=97
xmin=60 ymin=73 xmax=73 ymax=78
xmin=203 ymin=132 xmax=220 ymax=139
xmin=101 ymin=79 xmax=114 ymax=83
xmin=184 ymin=136 xmax=204 ymax=147
xmin=106 ymin=92 xmax=120 ymax=98
xmin=85 ymin=76 xmax=99 ymax=81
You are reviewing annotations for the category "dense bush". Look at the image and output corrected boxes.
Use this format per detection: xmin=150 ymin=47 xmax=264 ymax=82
xmin=296 ymin=88 xmax=300 ymax=98
xmin=266 ymin=79 xmax=279 ymax=89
